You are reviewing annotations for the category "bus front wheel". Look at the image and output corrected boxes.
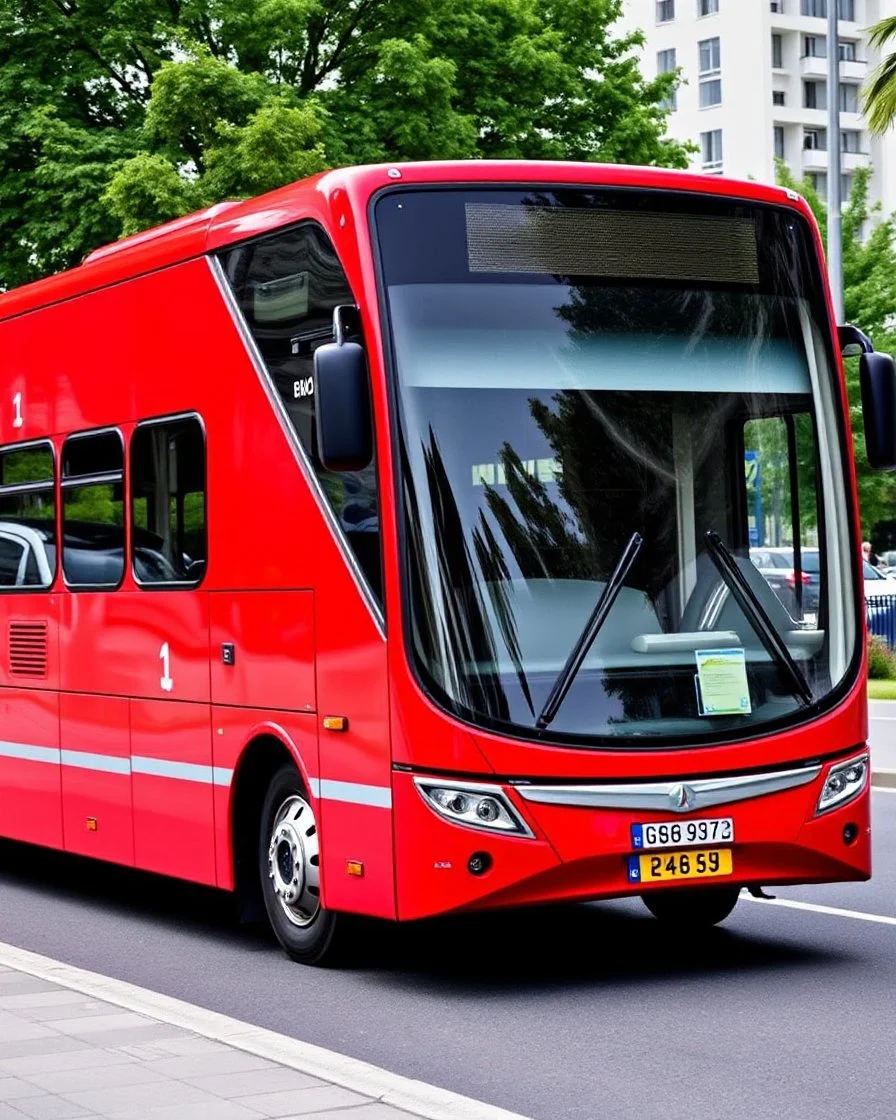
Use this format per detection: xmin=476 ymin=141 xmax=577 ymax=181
xmin=640 ymin=886 xmax=740 ymax=928
xmin=259 ymin=764 xmax=339 ymax=964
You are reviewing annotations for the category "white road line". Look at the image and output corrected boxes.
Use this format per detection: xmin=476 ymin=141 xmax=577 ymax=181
xmin=873 ymin=785 xmax=896 ymax=794
xmin=742 ymin=894 xmax=896 ymax=926
xmin=0 ymin=941 xmax=531 ymax=1120
xmin=869 ymin=715 xmax=896 ymax=721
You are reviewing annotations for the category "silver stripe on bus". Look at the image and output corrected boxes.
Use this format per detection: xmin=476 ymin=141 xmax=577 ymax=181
xmin=316 ymin=778 xmax=393 ymax=809
xmin=131 ymin=756 xmax=214 ymax=784
xmin=0 ymin=740 xmax=60 ymax=766
xmin=213 ymin=767 xmax=234 ymax=787
xmin=516 ymin=763 xmax=823 ymax=814
xmin=60 ymin=750 xmax=130 ymax=775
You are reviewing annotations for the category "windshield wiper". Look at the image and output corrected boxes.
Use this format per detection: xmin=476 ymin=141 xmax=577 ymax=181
xmin=704 ymin=531 xmax=813 ymax=707
xmin=535 ymin=532 xmax=644 ymax=731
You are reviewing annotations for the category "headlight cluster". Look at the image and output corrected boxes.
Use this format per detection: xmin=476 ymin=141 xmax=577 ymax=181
xmin=816 ymin=753 xmax=868 ymax=814
xmin=414 ymin=780 xmax=533 ymax=836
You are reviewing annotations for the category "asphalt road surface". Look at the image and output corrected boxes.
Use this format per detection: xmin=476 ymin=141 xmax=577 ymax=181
xmin=0 ymin=794 xmax=894 ymax=1120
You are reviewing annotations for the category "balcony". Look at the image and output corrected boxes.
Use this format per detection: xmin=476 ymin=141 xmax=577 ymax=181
xmin=840 ymin=58 xmax=867 ymax=82
xmin=800 ymin=55 xmax=827 ymax=79
xmin=802 ymin=146 xmax=828 ymax=171
xmin=842 ymin=149 xmax=870 ymax=171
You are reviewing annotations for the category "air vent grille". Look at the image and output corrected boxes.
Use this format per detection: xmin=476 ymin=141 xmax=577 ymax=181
xmin=9 ymin=620 xmax=48 ymax=679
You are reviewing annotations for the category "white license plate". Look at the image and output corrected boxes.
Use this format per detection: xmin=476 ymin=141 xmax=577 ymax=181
xmin=631 ymin=816 xmax=734 ymax=849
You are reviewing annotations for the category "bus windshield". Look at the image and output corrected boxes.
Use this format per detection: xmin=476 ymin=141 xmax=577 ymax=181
xmin=374 ymin=187 xmax=857 ymax=746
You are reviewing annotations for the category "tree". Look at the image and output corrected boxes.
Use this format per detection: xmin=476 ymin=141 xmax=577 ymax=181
xmin=0 ymin=0 xmax=691 ymax=289
xmin=776 ymin=161 xmax=896 ymax=534
xmin=863 ymin=15 xmax=896 ymax=134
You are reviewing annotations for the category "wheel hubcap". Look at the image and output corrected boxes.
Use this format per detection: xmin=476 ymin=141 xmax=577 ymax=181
xmin=267 ymin=794 xmax=320 ymax=927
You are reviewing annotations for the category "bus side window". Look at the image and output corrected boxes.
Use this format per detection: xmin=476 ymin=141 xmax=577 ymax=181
xmin=218 ymin=223 xmax=383 ymax=606
xmin=131 ymin=416 xmax=207 ymax=587
xmin=0 ymin=440 xmax=56 ymax=590
xmin=61 ymin=430 xmax=125 ymax=589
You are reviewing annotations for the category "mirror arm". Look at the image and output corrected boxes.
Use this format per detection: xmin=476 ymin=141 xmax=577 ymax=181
xmin=332 ymin=303 xmax=359 ymax=347
xmin=838 ymin=324 xmax=874 ymax=356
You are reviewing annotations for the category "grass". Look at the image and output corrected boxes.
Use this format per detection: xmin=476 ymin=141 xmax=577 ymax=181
xmin=868 ymin=678 xmax=896 ymax=700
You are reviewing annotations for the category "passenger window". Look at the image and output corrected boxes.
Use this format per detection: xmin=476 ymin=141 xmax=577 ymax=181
xmin=131 ymin=416 xmax=207 ymax=586
xmin=0 ymin=441 xmax=56 ymax=590
xmin=219 ymin=223 xmax=382 ymax=606
xmin=61 ymin=430 xmax=125 ymax=588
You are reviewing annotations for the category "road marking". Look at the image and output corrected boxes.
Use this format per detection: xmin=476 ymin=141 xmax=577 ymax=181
xmin=869 ymin=715 xmax=896 ymax=721
xmin=0 ymin=940 xmax=529 ymax=1120
xmin=874 ymin=785 xmax=896 ymax=794
xmin=742 ymin=894 xmax=896 ymax=926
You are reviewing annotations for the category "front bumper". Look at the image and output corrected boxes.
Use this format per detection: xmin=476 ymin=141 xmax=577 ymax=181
xmin=392 ymin=754 xmax=871 ymax=920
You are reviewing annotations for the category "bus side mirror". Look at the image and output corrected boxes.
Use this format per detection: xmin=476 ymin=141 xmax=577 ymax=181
xmin=860 ymin=351 xmax=896 ymax=470
xmin=313 ymin=340 xmax=373 ymax=472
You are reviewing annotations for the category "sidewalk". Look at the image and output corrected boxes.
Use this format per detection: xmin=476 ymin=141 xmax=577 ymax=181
xmin=0 ymin=945 xmax=529 ymax=1120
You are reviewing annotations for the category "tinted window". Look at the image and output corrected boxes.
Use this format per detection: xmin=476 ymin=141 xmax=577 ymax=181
xmin=0 ymin=441 xmax=56 ymax=590
xmin=219 ymin=224 xmax=382 ymax=604
xmin=131 ymin=416 xmax=207 ymax=585
xmin=61 ymin=430 xmax=124 ymax=588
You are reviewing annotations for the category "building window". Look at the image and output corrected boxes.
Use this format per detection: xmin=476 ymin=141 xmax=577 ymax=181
xmin=61 ymin=430 xmax=125 ymax=589
xmin=808 ymin=172 xmax=827 ymax=195
xmin=841 ymin=173 xmax=852 ymax=199
xmin=698 ymin=0 xmax=719 ymax=14
xmin=699 ymin=79 xmax=722 ymax=107
xmin=804 ymin=128 xmax=826 ymax=150
xmin=698 ymin=37 xmax=721 ymax=107
xmin=804 ymin=81 xmax=825 ymax=110
xmin=773 ymin=90 xmax=786 ymax=105
xmin=657 ymin=48 xmax=677 ymax=110
xmin=771 ymin=34 xmax=783 ymax=68
xmin=803 ymin=36 xmax=824 ymax=58
xmin=698 ymin=37 xmax=721 ymax=74
xmin=131 ymin=416 xmax=207 ymax=587
xmin=0 ymin=442 xmax=55 ymax=590
xmin=218 ymin=224 xmax=383 ymax=605
xmin=770 ymin=1 xmax=784 ymax=11
xmin=701 ymin=129 xmax=723 ymax=171
xmin=839 ymin=83 xmax=858 ymax=113
xmin=841 ymin=130 xmax=861 ymax=152
xmin=839 ymin=40 xmax=856 ymax=61
xmin=801 ymin=0 xmax=856 ymax=16
xmin=774 ymin=126 xmax=786 ymax=160
xmin=657 ymin=0 xmax=675 ymax=21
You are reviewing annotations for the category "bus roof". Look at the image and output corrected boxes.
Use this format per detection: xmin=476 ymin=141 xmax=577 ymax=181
xmin=0 ymin=161 xmax=806 ymax=324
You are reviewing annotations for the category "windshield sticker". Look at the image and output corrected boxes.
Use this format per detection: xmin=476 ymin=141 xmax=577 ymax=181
xmin=694 ymin=649 xmax=752 ymax=717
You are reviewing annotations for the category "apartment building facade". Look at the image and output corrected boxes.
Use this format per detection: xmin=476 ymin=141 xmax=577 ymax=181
xmin=619 ymin=0 xmax=896 ymax=216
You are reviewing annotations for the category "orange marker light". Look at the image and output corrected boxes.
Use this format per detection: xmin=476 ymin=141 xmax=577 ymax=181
xmin=86 ymin=817 xmax=97 ymax=832
xmin=346 ymin=860 xmax=364 ymax=877
xmin=323 ymin=715 xmax=348 ymax=732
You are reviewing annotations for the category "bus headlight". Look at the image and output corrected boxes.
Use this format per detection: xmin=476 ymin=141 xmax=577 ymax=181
xmin=414 ymin=779 xmax=533 ymax=837
xmin=816 ymin=754 xmax=869 ymax=815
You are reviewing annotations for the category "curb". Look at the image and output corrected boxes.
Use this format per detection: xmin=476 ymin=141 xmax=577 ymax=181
xmin=0 ymin=940 xmax=532 ymax=1120
xmin=872 ymin=768 xmax=896 ymax=789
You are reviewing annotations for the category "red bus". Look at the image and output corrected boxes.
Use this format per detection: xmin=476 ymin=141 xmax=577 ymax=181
xmin=0 ymin=161 xmax=891 ymax=964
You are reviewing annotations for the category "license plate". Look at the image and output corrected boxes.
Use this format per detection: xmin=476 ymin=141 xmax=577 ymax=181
xmin=631 ymin=816 xmax=734 ymax=849
xmin=627 ymin=848 xmax=733 ymax=884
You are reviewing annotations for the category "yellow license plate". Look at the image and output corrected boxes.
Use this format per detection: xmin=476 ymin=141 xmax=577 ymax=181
xmin=628 ymin=848 xmax=733 ymax=884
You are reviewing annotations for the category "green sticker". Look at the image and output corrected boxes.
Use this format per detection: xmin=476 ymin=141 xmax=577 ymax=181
xmin=695 ymin=648 xmax=752 ymax=716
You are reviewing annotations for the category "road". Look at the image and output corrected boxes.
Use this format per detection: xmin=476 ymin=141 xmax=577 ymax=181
xmin=1 ymin=779 xmax=895 ymax=1120
xmin=870 ymin=699 xmax=896 ymax=774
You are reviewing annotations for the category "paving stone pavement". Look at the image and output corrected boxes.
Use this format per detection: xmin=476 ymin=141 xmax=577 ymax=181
xmin=0 ymin=966 xmax=416 ymax=1120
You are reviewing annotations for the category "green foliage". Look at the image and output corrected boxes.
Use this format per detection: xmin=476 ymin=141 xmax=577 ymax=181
xmin=776 ymin=161 xmax=896 ymax=535
xmin=867 ymin=634 xmax=896 ymax=680
xmin=0 ymin=0 xmax=691 ymax=287
xmin=864 ymin=16 xmax=896 ymax=134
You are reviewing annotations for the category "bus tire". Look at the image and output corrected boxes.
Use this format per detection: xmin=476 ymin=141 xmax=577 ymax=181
xmin=259 ymin=763 xmax=339 ymax=964
xmin=640 ymin=886 xmax=740 ymax=928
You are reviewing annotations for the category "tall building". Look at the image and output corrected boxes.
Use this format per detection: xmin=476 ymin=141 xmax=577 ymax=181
xmin=618 ymin=0 xmax=896 ymax=217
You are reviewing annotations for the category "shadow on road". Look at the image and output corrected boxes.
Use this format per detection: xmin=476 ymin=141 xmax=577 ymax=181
xmin=0 ymin=838 xmax=847 ymax=994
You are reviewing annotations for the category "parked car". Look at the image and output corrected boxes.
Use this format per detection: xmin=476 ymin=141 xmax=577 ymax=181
xmin=749 ymin=546 xmax=818 ymax=617
xmin=863 ymin=558 xmax=896 ymax=644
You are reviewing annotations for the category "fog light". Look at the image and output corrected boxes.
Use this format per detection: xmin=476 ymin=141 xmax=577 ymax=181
xmin=468 ymin=852 xmax=492 ymax=875
xmin=415 ymin=780 xmax=533 ymax=837
xmin=816 ymin=754 xmax=868 ymax=815
xmin=843 ymin=823 xmax=859 ymax=845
